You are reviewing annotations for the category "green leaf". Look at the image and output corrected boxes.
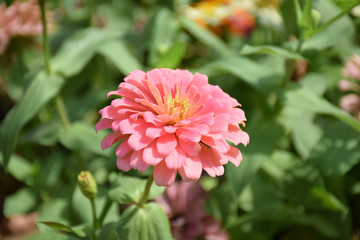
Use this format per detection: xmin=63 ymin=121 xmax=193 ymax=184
xmin=156 ymin=41 xmax=186 ymax=68
xmin=309 ymin=121 xmax=360 ymax=179
xmin=300 ymin=0 xmax=314 ymax=39
xmin=149 ymin=8 xmax=180 ymax=66
xmin=280 ymin=84 xmax=360 ymax=132
xmin=52 ymin=28 xmax=123 ymax=77
xmin=302 ymin=0 xmax=355 ymax=50
xmin=0 ymin=72 xmax=64 ymax=169
xmin=180 ymin=16 xmax=232 ymax=57
xmin=226 ymin=114 xmax=285 ymax=198
xmin=4 ymin=188 xmax=37 ymax=217
xmin=27 ymin=232 xmax=80 ymax=240
xmin=98 ymin=40 xmax=143 ymax=75
xmin=198 ymin=56 xmax=281 ymax=93
xmin=116 ymin=202 xmax=173 ymax=240
xmin=21 ymin=120 xmax=62 ymax=146
xmin=109 ymin=175 xmax=165 ymax=204
xmin=280 ymin=0 xmax=302 ymax=37
xmin=39 ymin=222 xmax=89 ymax=237
xmin=97 ymin=223 xmax=119 ymax=240
xmin=3 ymin=154 xmax=33 ymax=185
xmin=240 ymin=45 xmax=305 ymax=60
xmin=58 ymin=122 xmax=109 ymax=156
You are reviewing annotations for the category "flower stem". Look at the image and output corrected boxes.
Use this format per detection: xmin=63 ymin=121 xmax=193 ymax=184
xmin=138 ymin=174 xmax=154 ymax=208
xmin=90 ymin=198 xmax=97 ymax=239
xmin=55 ymin=96 xmax=71 ymax=129
xmin=283 ymin=39 xmax=303 ymax=87
xmin=39 ymin=0 xmax=51 ymax=74
xmin=98 ymin=197 xmax=113 ymax=227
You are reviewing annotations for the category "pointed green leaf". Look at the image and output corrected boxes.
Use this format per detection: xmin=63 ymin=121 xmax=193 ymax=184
xmin=97 ymin=40 xmax=142 ymax=75
xmin=198 ymin=56 xmax=281 ymax=93
xmin=180 ymin=16 xmax=232 ymax=57
xmin=240 ymin=45 xmax=305 ymax=60
xmin=58 ymin=122 xmax=109 ymax=156
xmin=280 ymin=84 xmax=360 ymax=132
xmin=52 ymin=28 xmax=123 ymax=77
xmin=0 ymin=72 xmax=64 ymax=169
xmin=156 ymin=41 xmax=186 ymax=68
xmin=149 ymin=8 xmax=180 ymax=66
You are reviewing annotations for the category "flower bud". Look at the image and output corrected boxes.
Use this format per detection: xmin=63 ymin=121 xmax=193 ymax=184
xmin=78 ymin=171 xmax=98 ymax=199
xmin=311 ymin=9 xmax=321 ymax=27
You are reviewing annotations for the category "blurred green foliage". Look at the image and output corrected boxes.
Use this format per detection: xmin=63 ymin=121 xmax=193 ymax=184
xmin=0 ymin=0 xmax=360 ymax=239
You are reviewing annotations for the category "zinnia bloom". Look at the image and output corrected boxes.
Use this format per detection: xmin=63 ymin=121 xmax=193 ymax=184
xmin=156 ymin=181 xmax=228 ymax=240
xmin=0 ymin=0 xmax=43 ymax=54
xmin=96 ymin=68 xmax=249 ymax=186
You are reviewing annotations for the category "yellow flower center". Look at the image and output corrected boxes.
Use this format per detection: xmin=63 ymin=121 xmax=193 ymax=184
xmin=164 ymin=92 xmax=191 ymax=124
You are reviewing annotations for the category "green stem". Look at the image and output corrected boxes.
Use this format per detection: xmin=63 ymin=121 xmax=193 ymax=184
xmin=138 ymin=174 xmax=154 ymax=208
xmin=98 ymin=197 xmax=113 ymax=227
xmin=90 ymin=198 xmax=97 ymax=239
xmin=39 ymin=0 xmax=51 ymax=74
xmin=283 ymin=39 xmax=303 ymax=87
xmin=55 ymin=96 xmax=71 ymax=129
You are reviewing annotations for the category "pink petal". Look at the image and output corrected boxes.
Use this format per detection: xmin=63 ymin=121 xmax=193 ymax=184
xmin=130 ymin=150 xmax=150 ymax=172
xmin=115 ymin=139 xmax=131 ymax=157
xmin=156 ymin=133 xmax=177 ymax=155
xmin=143 ymin=142 xmax=164 ymax=165
xmin=116 ymin=153 xmax=132 ymax=171
xmin=145 ymin=126 xmax=166 ymax=139
xmin=176 ymin=127 xmax=202 ymax=142
xmin=153 ymin=161 xmax=177 ymax=186
xmin=101 ymin=132 xmax=122 ymax=150
xmin=199 ymin=146 xmax=224 ymax=177
xmin=128 ymin=132 xmax=154 ymax=151
xmin=179 ymin=139 xmax=201 ymax=156
xmin=226 ymin=146 xmax=242 ymax=167
xmin=179 ymin=156 xmax=202 ymax=181
xmin=165 ymin=146 xmax=186 ymax=169
xmin=95 ymin=118 xmax=113 ymax=132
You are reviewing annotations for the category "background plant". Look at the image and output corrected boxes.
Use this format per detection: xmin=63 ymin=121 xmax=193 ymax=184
xmin=0 ymin=0 xmax=360 ymax=239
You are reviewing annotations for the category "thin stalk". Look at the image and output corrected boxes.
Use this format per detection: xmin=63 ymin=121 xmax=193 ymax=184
xmin=55 ymin=96 xmax=71 ymax=129
xmin=283 ymin=39 xmax=303 ymax=87
xmin=39 ymin=0 xmax=51 ymax=74
xmin=138 ymin=174 xmax=154 ymax=208
xmin=90 ymin=198 xmax=97 ymax=239
xmin=98 ymin=197 xmax=113 ymax=227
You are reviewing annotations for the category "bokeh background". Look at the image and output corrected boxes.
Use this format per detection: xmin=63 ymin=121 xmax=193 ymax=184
xmin=1 ymin=0 xmax=360 ymax=239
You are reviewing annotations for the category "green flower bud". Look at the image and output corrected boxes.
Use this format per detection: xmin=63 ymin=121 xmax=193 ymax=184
xmin=78 ymin=171 xmax=98 ymax=199
xmin=311 ymin=9 xmax=322 ymax=27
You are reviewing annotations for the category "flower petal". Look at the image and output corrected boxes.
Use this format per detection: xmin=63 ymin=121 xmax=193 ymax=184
xmin=117 ymin=152 xmax=132 ymax=171
xmin=130 ymin=150 xmax=150 ymax=172
xmin=128 ymin=132 xmax=153 ymax=151
xmin=179 ymin=139 xmax=201 ymax=156
xmin=179 ymin=156 xmax=202 ymax=181
xmin=101 ymin=132 xmax=122 ymax=150
xmin=143 ymin=142 xmax=164 ymax=165
xmin=165 ymin=146 xmax=186 ymax=169
xmin=153 ymin=161 xmax=177 ymax=186
xmin=225 ymin=146 xmax=243 ymax=167
xmin=156 ymin=133 xmax=177 ymax=155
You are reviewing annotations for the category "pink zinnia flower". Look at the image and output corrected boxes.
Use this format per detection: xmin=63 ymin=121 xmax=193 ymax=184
xmin=96 ymin=68 xmax=249 ymax=186
xmin=156 ymin=181 xmax=229 ymax=240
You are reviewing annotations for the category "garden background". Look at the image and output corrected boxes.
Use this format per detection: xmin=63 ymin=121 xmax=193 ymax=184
xmin=1 ymin=0 xmax=360 ymax=239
